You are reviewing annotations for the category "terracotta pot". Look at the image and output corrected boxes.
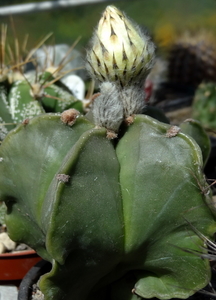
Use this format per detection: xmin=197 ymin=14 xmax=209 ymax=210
xmin=0 ymin=249 xmax=41 ymax=281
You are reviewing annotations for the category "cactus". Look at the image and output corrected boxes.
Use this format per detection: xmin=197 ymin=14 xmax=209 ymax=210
xmin=0 ymin=110 xmax=215 ymax=300
xmin=0 ymin=26 xmax=84 ymax=141
xmin=0 ymin=71 xmax=83 ymax=141
xmin=0 ymin=6 xmax=216 ymax=300
xmin=191 ymin=82 xmax=216 ymax=131
xmin=167 ymin=31 xmax=216 ymax=88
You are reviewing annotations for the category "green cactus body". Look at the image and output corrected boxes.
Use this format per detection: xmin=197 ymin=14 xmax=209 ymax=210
xmin=192 ymin=82 xmax=216 ymax=130
xmin=0 ymin=112 xmax=215 ymax=300
xmin=39 ymin=71 xmax=84 ymax=113
xmin=8 ymin=80 xmax=45 ymax=123
xmin=0 ymin=70 xmax=84 ymax=141
xmin=112 ymin=115 xmax=214 ymax=299
xmin=180 ymin=118 xmax=211 ymax=166
xmin=42 ymin=82 xmax=83 ymax=113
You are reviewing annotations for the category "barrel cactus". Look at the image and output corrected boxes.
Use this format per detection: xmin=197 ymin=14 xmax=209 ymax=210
xmin=0 ymin=6 xmax=216 ymax=300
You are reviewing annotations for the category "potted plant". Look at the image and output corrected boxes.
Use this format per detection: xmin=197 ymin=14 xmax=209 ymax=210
xmin=0 ymin=248 xmax=41 ymax=282
xmin=0 ymin=5 xmax=216 ymax=300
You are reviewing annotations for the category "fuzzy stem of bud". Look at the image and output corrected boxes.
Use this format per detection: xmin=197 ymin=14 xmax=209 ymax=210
xmin=92 ymin=82 xmax=123 ymax=133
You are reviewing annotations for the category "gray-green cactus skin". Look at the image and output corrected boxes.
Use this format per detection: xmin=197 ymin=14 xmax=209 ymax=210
xmin=0 ymin=110 xmax=216 ymax=300
xmin=180 ymin=118 xmax=211 ymax=167
xmin=0 ymin=71 xmax=83 ymax=140
xmin=192 ymin=82 xmax=216 ymax=130
xmin=143 ymin=107 xmax=211 ymax=167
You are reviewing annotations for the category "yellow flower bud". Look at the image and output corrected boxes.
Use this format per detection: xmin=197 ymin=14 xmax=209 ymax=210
xmin=86 ymin=5 xmax=155 ymax=86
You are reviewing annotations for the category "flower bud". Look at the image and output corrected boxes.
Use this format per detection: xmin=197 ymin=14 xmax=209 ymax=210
xmin=86 ymin=5 xmax=155 ymax=86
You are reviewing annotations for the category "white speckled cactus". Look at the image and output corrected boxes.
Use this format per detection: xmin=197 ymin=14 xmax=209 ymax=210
xmin=0 ymin=70 xmax=84 ymax=140
xmin=0 ymin=25 xmax=84 ymax=141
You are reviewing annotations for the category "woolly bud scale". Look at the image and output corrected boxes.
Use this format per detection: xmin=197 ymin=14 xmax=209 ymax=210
xmin=120 ymin=85 xmax=145 ymax=117
xmin=92 ymin=82 xmax=124 ymax=132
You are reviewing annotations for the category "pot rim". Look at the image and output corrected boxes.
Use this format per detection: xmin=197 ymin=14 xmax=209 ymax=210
xmin=0 ymin=249 xmax=37 ymax=258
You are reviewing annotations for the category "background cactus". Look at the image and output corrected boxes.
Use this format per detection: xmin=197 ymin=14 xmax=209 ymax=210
xmin=191 ymin=81 xmax=216 ymax=131
xmin=167 ymin=31 xmax=216 ymax=88
xmin=0 ymin=25 xmax=84 ymax=141
xmin=0 ymin=70 xmax=83 ymax=140
xmin=31 ymin=43 xmax=88 ymax=83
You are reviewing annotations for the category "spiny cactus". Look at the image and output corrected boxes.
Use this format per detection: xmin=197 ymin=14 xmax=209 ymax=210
xmin=0 ymin=25 xmax=84 ymax=141
xmin=31 ymin=42 xmax=87 ymax=83
xmin=192 ymin=81 xmax=216 ymax=130
xmin=167 ymin=31 xmax=216 ymax=87
xmin=0 ymin=5 xmax=216 ymax=300
xmin=0 ymin=70 xmax=83 ymax=140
